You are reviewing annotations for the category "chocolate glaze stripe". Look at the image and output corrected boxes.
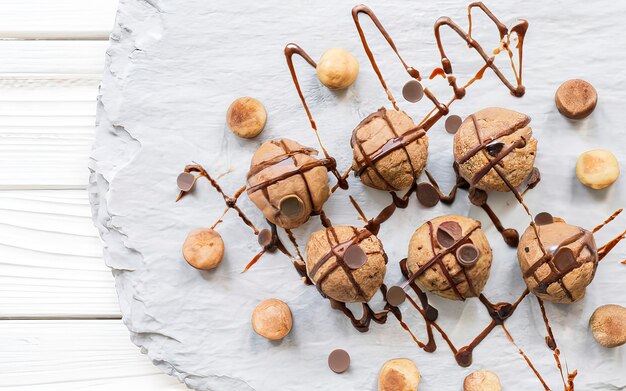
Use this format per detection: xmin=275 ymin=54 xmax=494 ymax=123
xmin=278 ymin=139 xmax=316 ymax=214
xmin=246 ymin=157 xmax=336 ymax=195
xmin=501 ymin=324 xmax=551 ymax=390
xmin=284 ymin=43 xmax=348 ymax=190
xmin=469 ymin=136 xmax=527 ymax=186
xmin=246 ymin=146 xmax=318 ymax=178
xmin=425 ymin=221 xmax=465 ymax=300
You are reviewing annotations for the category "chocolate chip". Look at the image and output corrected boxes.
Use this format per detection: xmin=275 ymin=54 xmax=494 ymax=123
xmin=485 ymin=141 xmax=505 ymax=157
xmin=445 ymin=115 xmax=463 ymax=134
xmin=456 ymin=243 xmax=480 ymax=267
xmin=177 ymin=172 xmax=196 ymax=191
xmin=279 ymin=195 xmax=304 ymax=217
xmin=468 ymin=187 xmax=487 ymax=206
xmin=416 ymin=182 xmax=439 ymax=208
xmin=534 ymin=212 xmax=554 ymax=226
xmin=257 ymin=229 xmax=273 ymax=247
xmin=553 ymin=247 xmax=577 ymax=272
xmin=328 ymin=349 xmax=350 ymax=374
xmin=503 ymin=229 xmax=519 ymax=247
xmin=386 ymin=285 xmax=406 ymax=307
xmin=344 ymin=244 xmax=367 ymax=269
xmin=436 ymin=221 xmax=462 ymax=248
xmin=402 ymin=80 xmax=423 ymax=103
xmin=526 ymin=167 xmax=541 ymax=189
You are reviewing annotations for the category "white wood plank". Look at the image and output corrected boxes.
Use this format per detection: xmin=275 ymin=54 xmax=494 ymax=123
xmin=0 ymin=0 xmax=118 ymax=36
xmin=0 ymin=320 xmax=187 ymax=390
xmin=0 ymin=87 xmax=96 ymax=189
xmin=0 ymin=190 xmax=119 ymax=318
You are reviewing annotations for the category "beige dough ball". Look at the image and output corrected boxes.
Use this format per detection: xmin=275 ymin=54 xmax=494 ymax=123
xmin=351 ymin=107 xmax=429 ymax=191
xmin=463 ymin=370 xmax=501 ymax=391
xmin=407 ymin=215 xmax=492 ymax=301
xmin=453 ymin=107 xmax=537 ymax=192
xmin=227 ymin=97 xmax=267 ymax=138
xmin=589 ymin=304 xmax=626 ymax=348
xmin=251 ymin=298 xmax=293 ymax=340
xmin=316 ymin=48 xmax=359 ymax=89
xmin=517 ymin=216 xmax=598 ymax=303
xmin=576 ymin=149 xmax=620 ymax=190
xmin=246 ymin=138 xmax=330 ymax=229
xmin=378 ymin=358 xmax=420 ymax=391
xmin=306 ymin=226 xmax=387 ymax=303
xmin=182 ymin=228 xmax=224 ymax=270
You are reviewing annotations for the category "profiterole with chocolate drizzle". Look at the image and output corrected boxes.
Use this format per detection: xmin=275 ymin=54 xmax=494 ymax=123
xmin=170 ymin=2 xmax=626 ymax=390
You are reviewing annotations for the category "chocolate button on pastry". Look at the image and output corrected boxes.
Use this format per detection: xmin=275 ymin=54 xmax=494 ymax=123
xmin=351 ymin=107 xmax=429 ymax=191
xmin=407 ymin=215 xmax=492 ymax=301
xmin=518 ymin=213 xmax=598 ymax=303
xmin=378 ymin=358 xmax=421 ymax=391
xmin=247 ymin=138 xmax=331 ymax=229
xmin=454 ymin=107 xmax=537 ymax=192
xmin=182 ymin=228 xmax=225 ymax=270
xmin=555 ymin=79 xmax=598 ymax=119
xmin=306 ymin=226 xmax=387 ymax=303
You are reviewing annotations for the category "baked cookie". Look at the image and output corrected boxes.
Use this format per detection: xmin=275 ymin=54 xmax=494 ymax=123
xmin=454 ymin=107 xmax=537 ymax=192
xmin=378 ymin=358 xmax=421 ymax=391
xmin=517 ymin=213 xmax=598 ymax=303
xmin=247 ymin=138 xmax=331 ymax=229
xmin=407 ymin=215 xmax=492 ymax=300
xmin=351 ymin=107 xmax=428 ymax=191
xmin=306 ymin=226 xmax=387 ymax=303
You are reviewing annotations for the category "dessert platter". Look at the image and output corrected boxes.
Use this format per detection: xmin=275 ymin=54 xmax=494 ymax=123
xmin=89 ymin=0 xmax=626 ymax=389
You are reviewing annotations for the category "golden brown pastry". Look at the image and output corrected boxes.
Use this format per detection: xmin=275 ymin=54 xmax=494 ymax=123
xmin=454 ymin=107 xmax=537 ymax=192
xmin=251 ymin=298 xmax=292 ymax=340
xmin=226 ymin=97 xmax=267 ymax=138
xmin=306 ymin=226 xmax=386 ymax=303
xmin=589 ymin=304 xmax=626 ymax=348
xmin=518 ymin=214 xmax=598 ymax=303
xmin=316 ymin=48 xmax=359 ymax=90
xmin=555 ymin=79 xmax=598 ymax=119
xmin=407 ymin=215 xmax=492 ymax=301
xmin=182 ymin=228 xmax=224 ymax=270
xmin=247 ymin=138 xmax=331 ymax=229
xmin=378 ymin=358 xmax=420 ymax=391
xmin=351 ymin=107 xmax=428 ymax=191
xmin=463 ymin=370 xmax=501 ymax=391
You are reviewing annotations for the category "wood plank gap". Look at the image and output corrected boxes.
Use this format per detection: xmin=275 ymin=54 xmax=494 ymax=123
xmin=0 ymin=315 xmax=122 ymax=321
xmin=0 ymin=32 xmax=110 ymax=41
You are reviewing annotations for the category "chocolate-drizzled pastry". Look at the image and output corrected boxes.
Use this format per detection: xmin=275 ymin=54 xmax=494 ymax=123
xmin=407 ymin=215 xmax=492 ymax=300
xmin=454 ymin=107 xmax=537 ymax=192
xmin=247 ymin=138 xmax=331 ymax=229
xmin=306 ymin=226 xmax=386 ymax=303
xmin=518 ymin=215 xmax=598 ymax=303
xmin=351 ymin=107 xmax=429 ymax=191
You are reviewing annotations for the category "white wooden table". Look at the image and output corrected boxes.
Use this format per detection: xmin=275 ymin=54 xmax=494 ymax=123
xmin=0 ymin=1 xmax=186 ymax=389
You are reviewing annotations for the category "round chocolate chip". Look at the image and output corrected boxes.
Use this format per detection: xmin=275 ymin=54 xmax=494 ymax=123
xmin=343 ymin=244 xmax=367 ymax=269
xmin=177 ymin=172 xmax=196 ymax=191
xmin=553 ymin=247 xmax=577 ymax=272
xmin=485 ymin=141 xmax=505 ymax=157
xmin=456 ymin=243 xmax=480 ymax=267
xmin=386 ymin=285 xmax=407 ymax=307
xmin=445 ymin=115 xmax=463 ymax=134
xmin=436 ymin=221 xmax=462 ymax=248
xmin=468 ymin=187 xmax=488 ymax=206
xmin=534 ymin=212 xmax=554 ymax=226
xmin=416 ymin=182 xmax=440 ymax=208
xmin=328 ymin=349 xmax=350 ymax=374
xmin=279 ymin=195 xmax=304 ymax=217
xmin=257 ymin=228 xmax=273 ymax=248
xmin=402 ymin=80 xmax=424 ymax=103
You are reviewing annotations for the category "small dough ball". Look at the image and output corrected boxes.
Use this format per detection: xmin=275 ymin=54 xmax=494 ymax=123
xmin=576 ymin=149 xmax=619 ymax=190
xmin=555 ymin=79 xmax=598 ymax=119
xmin=306 ymin=226 xmax=387 ymax=303
xmin=182 ymin=228 xmax=224 ymax=270
xmin=351 ymin=107 xmax=429 ymax=191
xmin=453 ymin=107 xmax=537 ymax=192
xmin=589 ymin=304 xmax=626 ymax=348
xmin=251 ymin=298 xmax=292 ymax=340
xmin=227 ymin=97 xmax=267 ymax=138
xmin=378 ymin=358 xmax=420 ymax=391
xmin=316 ymin=48 xmax=359 ymax=90
xmin=464 ymin=370 xmax=501 ymax=391
xmin=407 ymin=215 xmax=492 ymax=301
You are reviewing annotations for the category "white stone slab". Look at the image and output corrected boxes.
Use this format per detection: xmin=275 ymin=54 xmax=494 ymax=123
xmin=90 ymin=0 xmax=626 ymax=389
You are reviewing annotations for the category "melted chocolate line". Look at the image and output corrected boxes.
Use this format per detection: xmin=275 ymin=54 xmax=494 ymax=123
xmin=592 ymin=208 xmax=623 ymax=233
xmin=538 ymin=298 xmax=557 ymax=351
xmin=426 ymin=221 xmax=466 ymax=300
xmin=598 ymin=229 xmax=626 ymax=261
xmin=422 ymin=169 xmax=463 ymax=204
xmin=352 ymin=5 xmax=421 ymax=110
xmin=278 ymin=139 xmax=316 ymax=214
xmin=247 ymin=157 xmax=336 ymax=195
xmin=501 ymin=324 xmax=551 ymax=391
xmin=469 ymin=137 xmax=527 ymax=186
xmin=284 ymin=43 xmax=348 ymax=190
xmin=246 ymin=146 xmax=318 ymax=179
